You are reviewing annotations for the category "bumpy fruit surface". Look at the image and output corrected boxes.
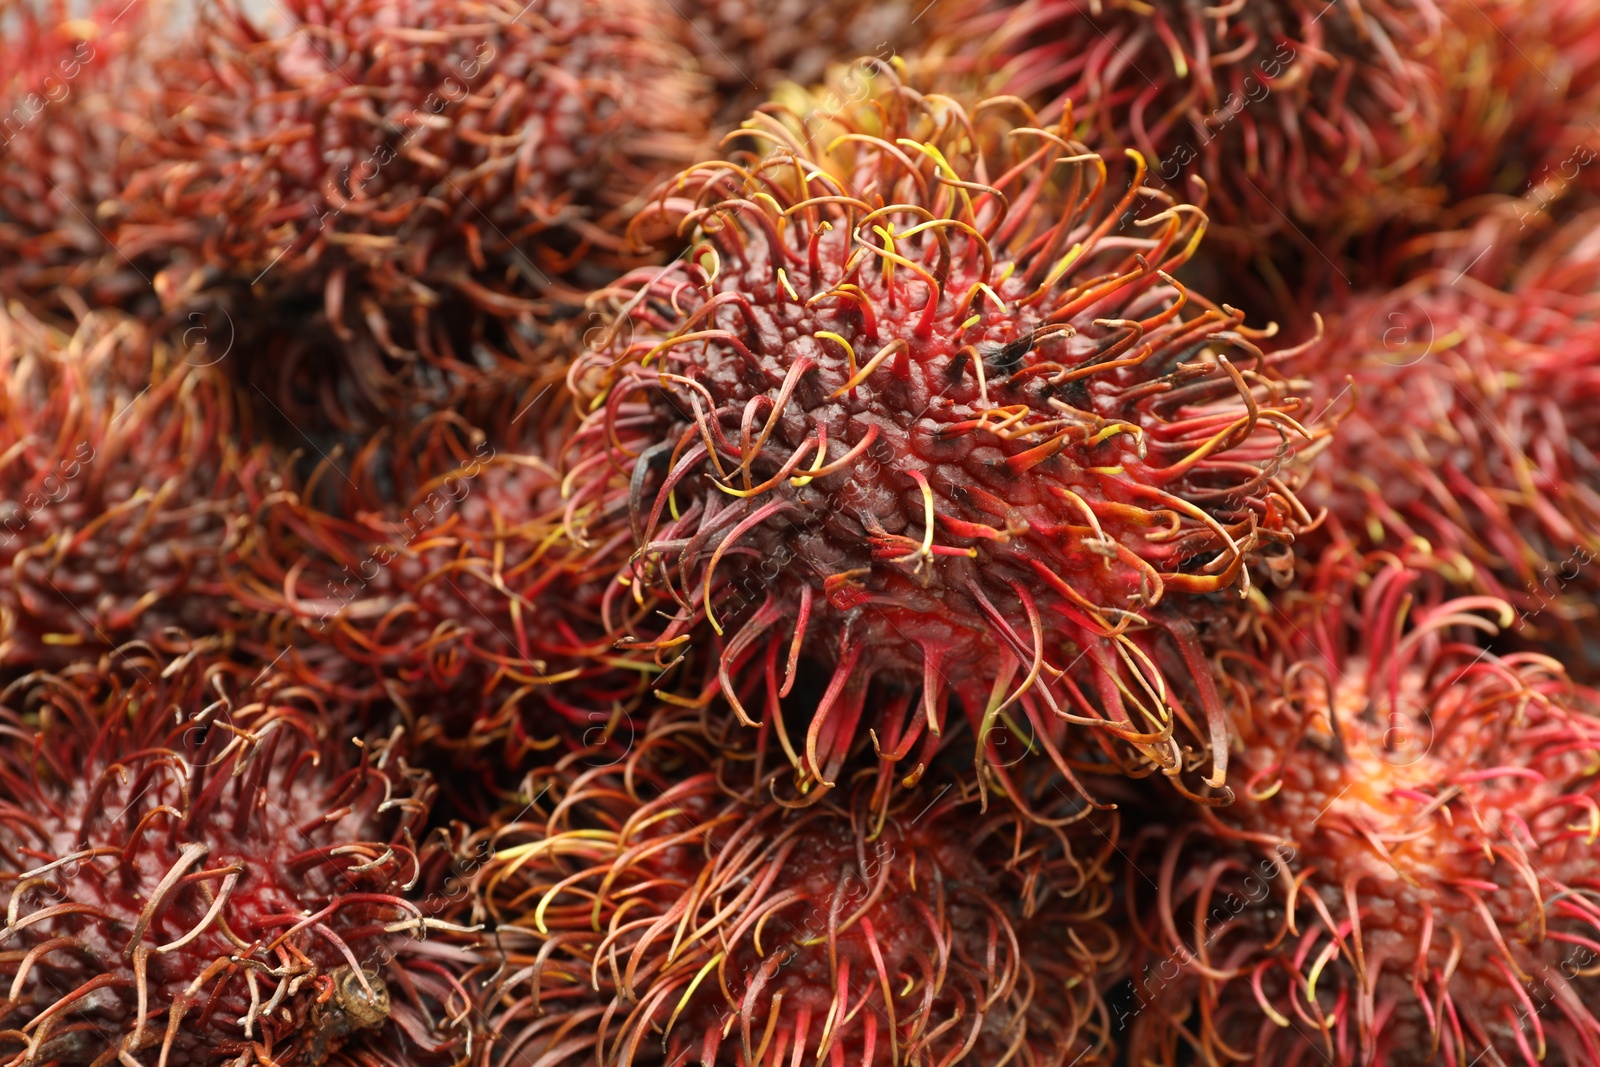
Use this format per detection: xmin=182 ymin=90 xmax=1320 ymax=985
xmin=0 ymin=307 xmax=260 ymax=673
xmin=0 ymin=0 xmax=153 ymax=309
xmin=65 ymin=0 xmax=711 ymax=427
xmin=924 ymin=0 xmax=1452 ymax=262
xmin=224 ymin=401 xmax=643 ymax=768
xmin=1303 ymin=207 xmax=1600 ymax=657
xmin=0 ymin=644 xmax=482 ymax=1066
xmin=477 ymin=711 xmax=1124 ymax=1066
xmin=1126 ymin=554 xmax=1600 ymax=1066
xmin=563 ymin=75 xmax=1324 ymax=804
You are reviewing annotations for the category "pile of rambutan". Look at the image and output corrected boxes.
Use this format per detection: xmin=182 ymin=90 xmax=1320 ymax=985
xmin=4 ymin=1 xmax=1600 ymax=1065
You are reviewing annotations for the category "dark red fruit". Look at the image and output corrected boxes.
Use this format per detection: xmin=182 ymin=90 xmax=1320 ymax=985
xmin=562 ymin=75 xmax=1325 ymax=805
xmin=0 ymin=0 xmax=154 ymax=309
xmin=923 ymin=0 xmax=1452 ymax=263
xmin=477 ymin=711 xmax=1124 ymax=1065
xmin=120 ymin=0 xmax=712 ymax=422
xmin=1302 ymin=208 xmax=1600 ymax=658
xmin=0 ymin=642 xmax=484 ymax=1066
xmin=1126 ymin=554 xmax=1600 ymax=1066
xmin=223 ymin=404 xmax=644 ymax=768
xmin=0 ymin=307 xmax=261 ymax=673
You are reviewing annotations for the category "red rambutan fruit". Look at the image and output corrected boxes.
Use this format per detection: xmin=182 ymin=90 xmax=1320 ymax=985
xmin=0 ymin=302 xmax=620 ymax=773
xmin=221 ymin=403 xmax=648 ymax=769
xmin=1437 ymin=0 xmax=1600 ymax=203
xmin=1123 ymin=554 xmax=1600 ymax=1066
xmin=561 ymin=74 xmax=1326 ymax=805
xmin=677 ymin=0 xmax=929 ymax=126
xmin=0 ymin=306 xmax=265 ymax=673
xmin=919 ymin=0 xmax=1455 ymax=265
xmin=1300 ymin=208 xmax=1600 ymax=658
xmin=0 ymin=0 xmax=154 ymax=309
xmin=0 ymin=642 xmax=486 ymax=1066
xmin=102 ymin=0 xmax=712 ymax=424
xmin=475 ymin=710 xmax=1125 ymax=1065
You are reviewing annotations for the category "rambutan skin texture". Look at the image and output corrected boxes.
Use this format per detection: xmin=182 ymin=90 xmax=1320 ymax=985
xmin=116 ymin=0 xmax=711 ymax=336
xmin=921 ymin=0 xmax=1452 ymax=255
xmin=1125 ymin=558 xmax=1600 ymax=1066
xmin=4 ymin=0 xmax=712 ymax=427
xmin=0 ymin=308 xmax=268 ymax=674
xmin=678 ymin=0 xmax=928 ymax=126
xmin=0 ymin=647 xmax=484 ymax=1067
xmin=1302 ymin=209 xmax=1600 ymax=653
xmin=222 ymin=406 xmax=647 ymax=764
xmin=474 ymin=715 xmax=1125 ymax=1066
xmin=0 ymin=303 xmax=635 ymax=766
xmin=1441 ymin=0 xmax=1600 ymax=203
xmin=0 ymin=0 xmax=154 ymax=309
xmin=563 ymin=80 xmax=1323 ymax=799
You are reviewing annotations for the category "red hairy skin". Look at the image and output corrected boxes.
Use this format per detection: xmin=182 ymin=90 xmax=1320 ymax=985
xmin=1124 ymin=553 xmax=1600 ymax=1066
xmin=0 ymin=0 xmax=155 ymax=311
xmin=0 ymin=305 xmax=627 ymax=770
xmin=222 ymin=403 xmax=649 ymax=769
xmin=474 ymin=712 xmax=1125 ymax=1066
xmin=921 ymin=0 xmax=1452 ymax=267
xmin=1441 ymin=0 xmax=1600 ymax=204
xmin=678 ymin=0 xmax=929 ymax=126
xmin=0 ymin=644 xmax=486 ymax=1066
xmin=562 ymin=75 xmax=1326 ymax=809
xmin=0 ymin=308 xmax=268 ymax=674
xmin=135 ymin=0 xmax=709 ymax=258
xmin=1301 ymin=208 xmax=1600 ymax=660
xmin=14 ymin=0 xmax=712 ymax=430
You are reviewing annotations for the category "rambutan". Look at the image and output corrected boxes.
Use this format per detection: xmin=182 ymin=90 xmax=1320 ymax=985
xmin=0 ymin=307 xmax=262 ymax=673
xmin=562 ymin=75 xmax=1325 ymax=803
xmin=677 ymin=0 xmax=928 ymax=126
xmin=1123 ymin=555 xmax=1600 ymax=1066
xmin=99 ymin=0 xmax=712 ymax=425
xmin=475 ymin=711 xmax=1125 ymax=1066
xmin=0 ymin=641 xmax=485 ymax=1066
xmin=222 ymin=404 xmax=647 ymax=769
xmin=0 ymin=301 xmax=620 ymax=773
xmin=0 ymin=0 xmax=153 ymax=309
xmin=1301 ymin=208 xmax=1600 ymax=658
xmin=1438 ymin=0 xmax=1600 ymax=203
xmin=920 ymin=0 xmax=1453 ymax=265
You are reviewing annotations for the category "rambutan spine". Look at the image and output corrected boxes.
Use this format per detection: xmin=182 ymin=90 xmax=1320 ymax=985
xmin=919 ymin=0 xmax=1453 ymax=262
xmin=215 ymin=393 xmax=656 ymax=773
xmin=0 ymin=307 xmax=264 ymax=675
